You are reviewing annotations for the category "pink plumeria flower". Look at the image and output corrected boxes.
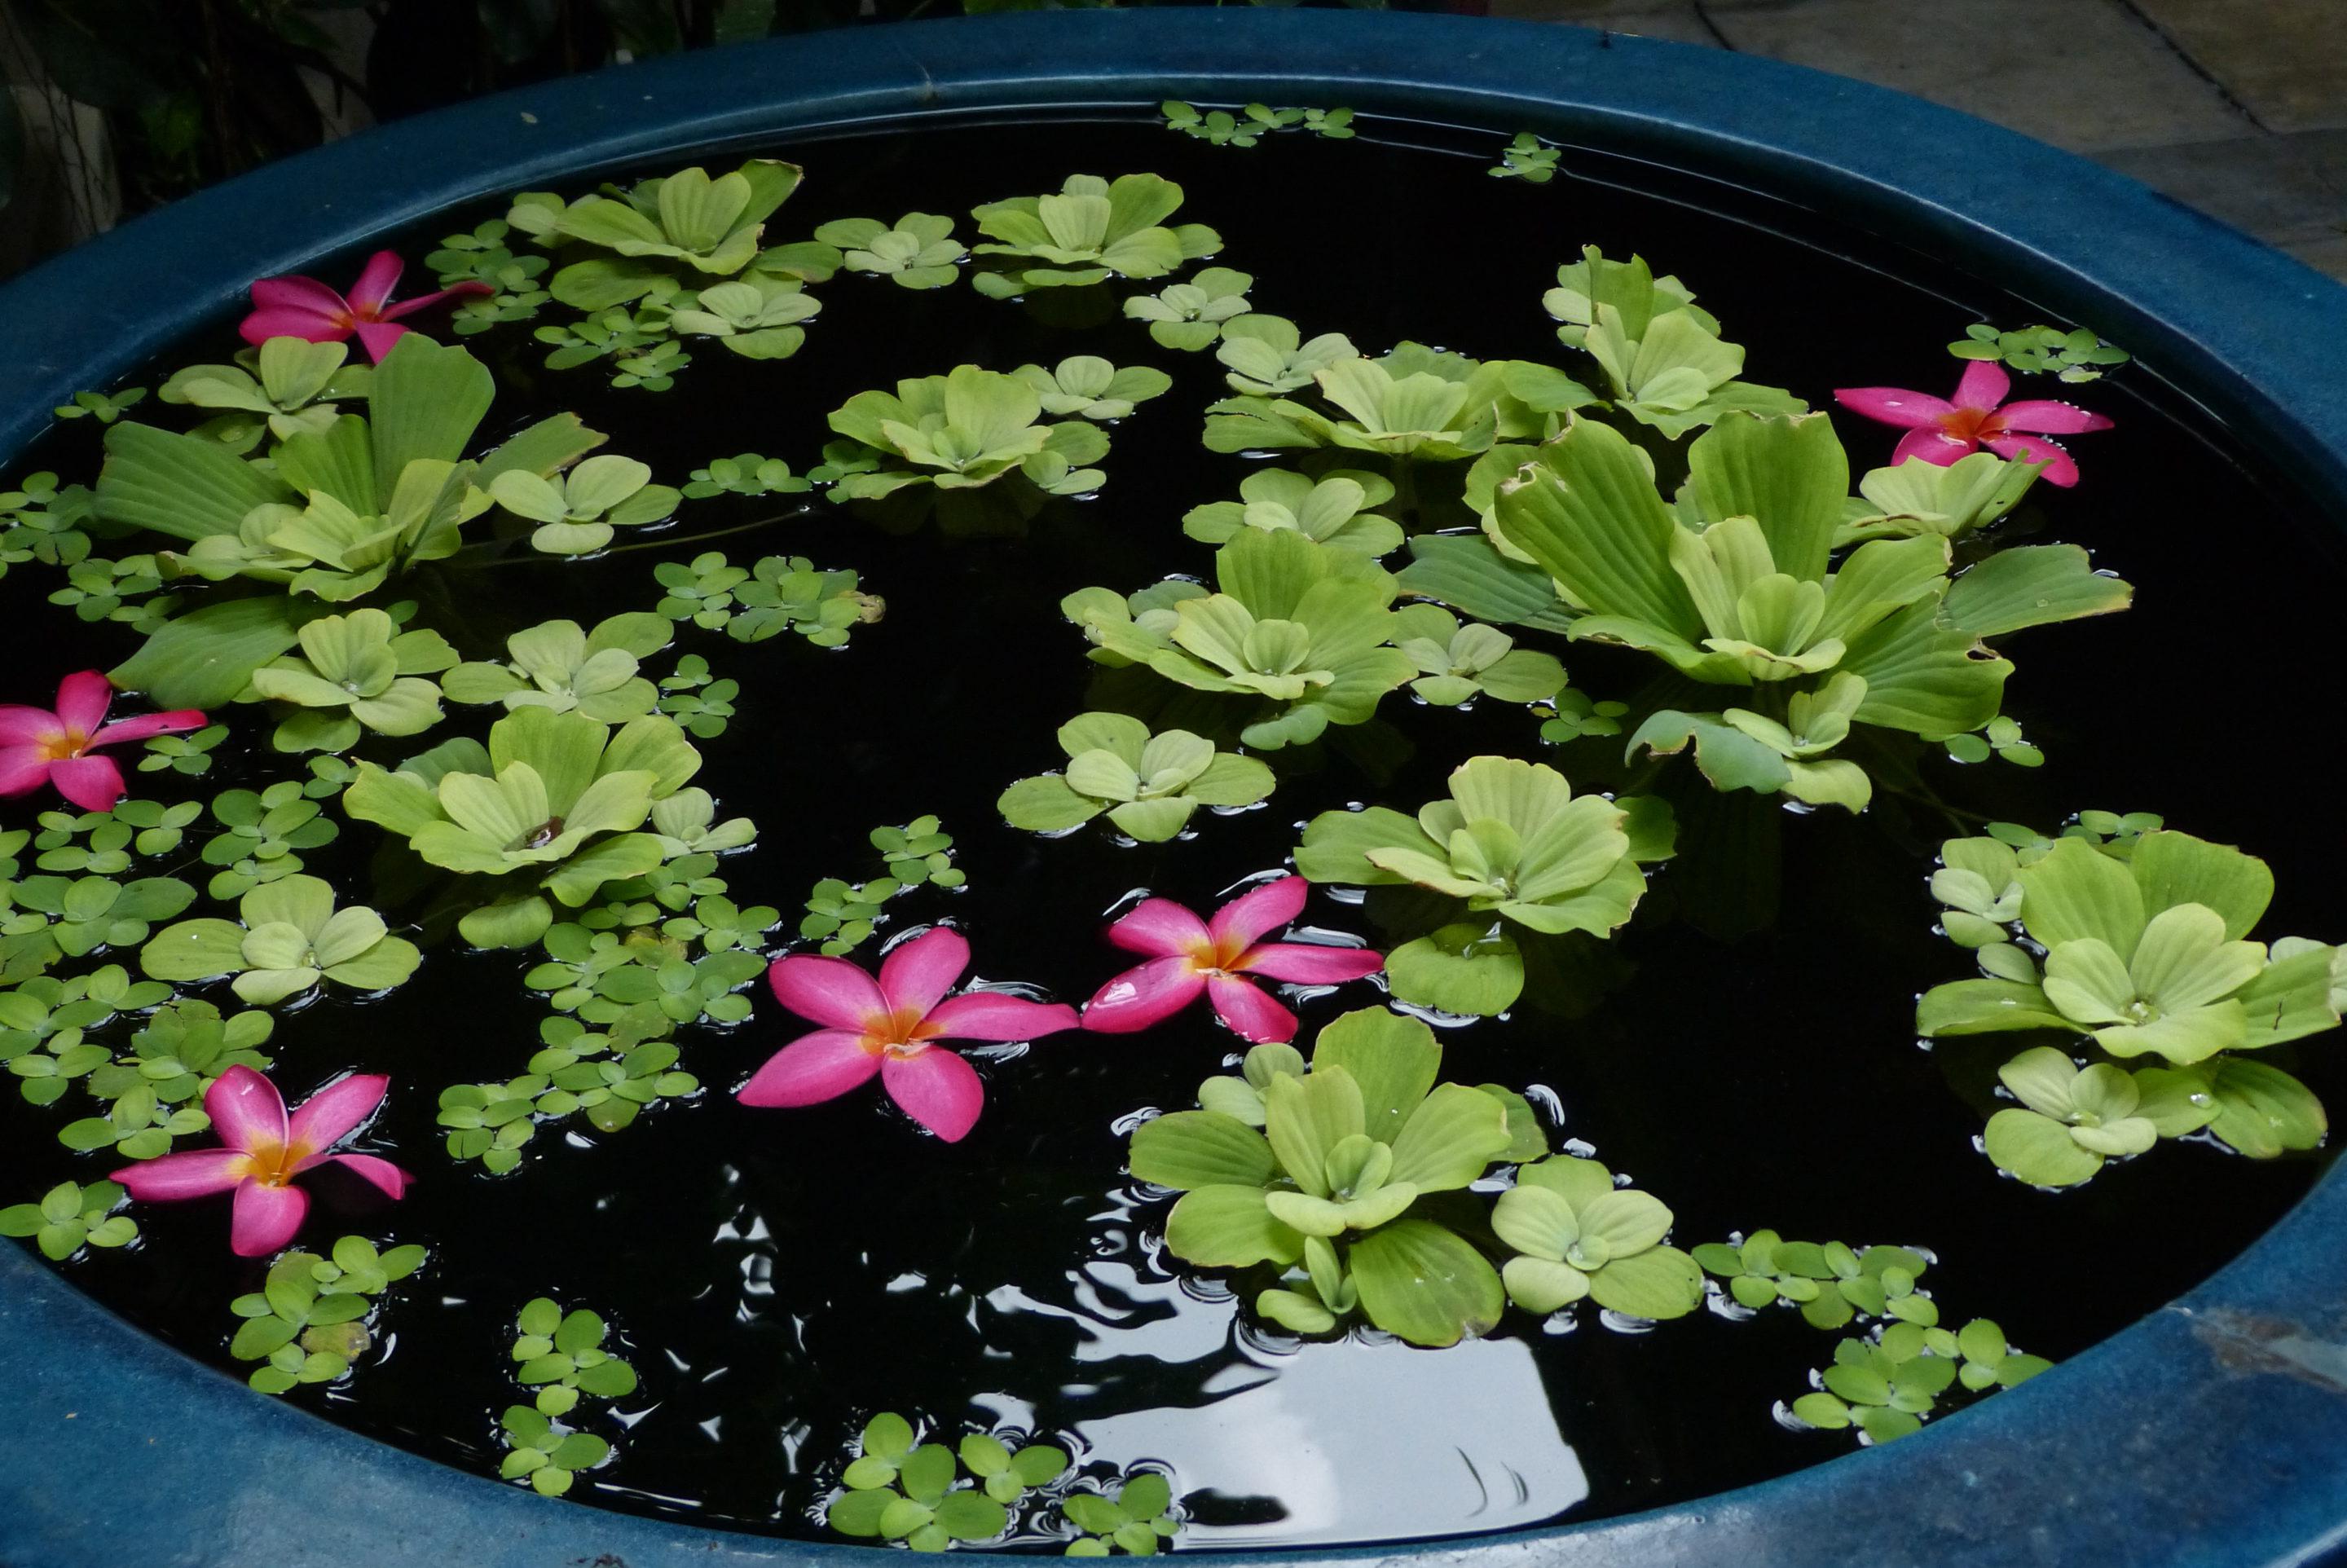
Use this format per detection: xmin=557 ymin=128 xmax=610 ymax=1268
xmin=0 ymin=670 xmax=205 ymax=814
xmin=740 ymin=927 xmax=1079 ymax=1143
xmin=1834 ymin=360 xmax=2112 ymax=487
xmin=1082 ymin=875 xmax=1383 ymax=1045
xmin=112 ymin=1066 xmax=409 ymax=1257
xmin=239 ymin=249 xmax=491 ymax=363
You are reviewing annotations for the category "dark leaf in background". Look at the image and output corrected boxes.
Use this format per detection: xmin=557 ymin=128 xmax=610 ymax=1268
xmin=479 ymin=0 xmax=563 ymax=63
xmin=8 ymin=0 xmax=182 ymax=110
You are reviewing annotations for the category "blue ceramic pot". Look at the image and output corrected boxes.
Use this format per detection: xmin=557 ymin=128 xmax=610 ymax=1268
xmin=4 ymin=14 xmax=2346 ymax=1567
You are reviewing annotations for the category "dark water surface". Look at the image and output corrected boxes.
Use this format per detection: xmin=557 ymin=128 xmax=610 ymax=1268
xmin=3 ymin=113 xmax=2344 ymax=1547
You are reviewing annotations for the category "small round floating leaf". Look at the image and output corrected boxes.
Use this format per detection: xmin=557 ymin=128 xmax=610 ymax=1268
xmin=934 ymin=1491 xmax=1010 ymax=1541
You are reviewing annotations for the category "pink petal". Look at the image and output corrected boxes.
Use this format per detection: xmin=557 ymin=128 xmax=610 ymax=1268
xmin=1107 ymin=897 xmax=1213 ymax=958
xmin=1833 ymin=386 xmax=1954 ymax=429
xmin=881 ymin=1048 xmax=985 ymax=1143
xmin=1892 ymin=426 xmax=1973 ymax=467
xmin=1985 ymin=434 xmax=2081 ymax=487
xmin=231 ymin=1179 xmax=310 ymax=1257
xmin=1206 ymin=973 xmax=1298 ymax=1044
xmin=878 ymin=927 xmax=970 ymax=1020
xmin=0 ymin=706 xmax=68 ymax=746
xmin=48 ymin=754 xmax=125 ymax=813
xmin=1209 ymin=876 xmax=1309 ymax=951
xmin=353 ymin=320 xmax=411 ymax=363
xmin=112 ymin=1148 xmax=248 ymax=1200
xmin=205 ymin=1065 xmax=290 ymax=1155
xmin=249 ymin=275 xmax=352 ymax=315
xmin=288 ymin=1072 xmax=390 ymax=1155
xmin=324 ymin=1153 xmax=411 ymax=1200
xmin=90 ymin=709 xmax=207 ymax=747
xmin=1238 ymin=941 xmax=1385 ymax=984
xmin=922 ymin=992 xmax=1081 ymax=1042
xmin=1952 ymin=360 xmax=2010 ymax=411
xmin=767 ymin=954 xmax=887 ymax=1031
xmin=52 ymin=671 xmax=114 ymax=733
xmin=0 ymin=744 xmax=54 ymax=796
xmin=1993 ymin=399 xmax=2113 ymax=436
xmin=346 ymin=251 xmax=407 ymax=313
xmin=240 ymin=307 xmax=348 ymax=348
xmin=380 ymin=281 xmax=493 ymax=319
xmin=737 ymin=1028 xmax=883 ymax=1107
xmin=1083 ymin=956 xmax=1206 ymax=1033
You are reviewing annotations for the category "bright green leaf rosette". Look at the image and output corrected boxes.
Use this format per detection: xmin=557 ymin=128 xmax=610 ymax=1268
xmin=1917 ymin=826 xmax=2341 ymax=1183
xmin=1297 ymin=757 xmax=1673 ymax=1015
xmin=522 ymin=160 xmax=804 ymax=302
xmin=1491 ymin=1154 xmax=1702 ymax=1319
xmin=997 ymin=712 xmax=1274 ymax=843
xmin=1838 ymin=451 xmax=2042 ymax=544
xmin=158 ymin=337 xmax=373 ymax=452
xmin=814 ymin=213 xmax=967 ymax=289
xmin=1123 ymin=266 xmax=1254 ymax=350
xmin=1539 ymin=245 xmax=1799 ymax=438
xmin=95 ymin=334 xmax=609 ymax=708
xmin=140 ymin=873 xmax=421 ymax=1005
xmin=489 ymin=455 xmax=681 ymax=556
xmin=342 ymin=707 xmax=702 ymax=949
xmin=1069 ymin=529 xmax=1415 ymax=750
xmin=1214 ymin=315 xmax=1361 ymax=397
xmin=968 ymin=172 xmax=1221 ymax=297
xmin=0 ymin=1179 xmax=138 ymax=1262
xmin=1129 ymin=1007 xmax=1537 ymax=1347
xmin=443 ymin=613 xmax=672 ymax=721
xmin=1389 ymin=603 xmax=1567 ymax=707
xmin=1011 ymin=356 xmax=1174 ymax=421
xmin=824 ymin=365 xmax=1112 ymax=502
xmin=1204 ymin=341 xmax=1572 ymax=461
xmin=666 ymin=276 xmax=822 ymax=361
xmin=247 ymin=606 xmax=459 ymax=753
xmin=1180 ymin=468 xmax=1403 ymax=557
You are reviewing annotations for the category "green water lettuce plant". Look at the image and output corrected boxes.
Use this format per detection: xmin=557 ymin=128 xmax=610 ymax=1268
xmin=666 ymin=277 xmax=821 ymax=360
xmin=1541 ymin=246 xmax=1798 ymax=437
xmin=997 ymin=712 xmax=1275 ymax=841
xmin=343 ymin=707 xmax=702 ymax=948
xmin=526 ymin=161 xmax=803 ymax=288
xmin=248 ymin=606 xmax=459 ymax=752
xmin=826 ymin=366 xmax=1112 ymax=501
xmin=816 ymin=214 xmax=967 ymax=288
xmin=1389 ymin=605 xmax=1567 ymax=707
xmin=158 ymin=337 xmax=372 ymax=451
xmin=1297 ymin=757 xmax=1671 ymax=938
xmin=1013 ymin=358 xmax=1174 ymax=421
xmin=1123 ymin=267 xmax=1254 ymax=350
xmin=1838 ymin=452 xmax=2041 ymax=544
xmin=1070 ymin=529 xmax=1414 ymax=749
xmin=1180 ymin=469 xmax=1402 ymax=556
xmin=1979 ymin=1046 xmax=2217 ymax=1187
xmin=490 ymin=456 xmax=681 ymax=555
xmin=969 ymin=173 xmax=1221 ymax=297
xmin=141 ymin=874 xmax=421 ymax=1004
xmin=95 ymin=334 xmax=606 ymax=707
xmin=825 ymin=1412 xmax=1038 ymax=1551
xmin=1129 ymin=1006 xmax=1525 ymax=1346
xmin=1215 ymin=315 xmax=1360 ymax=397
xmin=1491 ymin=1155 xmax=1702 ymax=1319
xmin=443 ymin=614 xmax=671 ymax=721
xmin=1917 ymin=825 xmax=2340 ymax=1179
xmin=1484 ymin=410 xmax=2129 ymax=802
xmin=1917 ymin=830 xmax=2339 ymax=1064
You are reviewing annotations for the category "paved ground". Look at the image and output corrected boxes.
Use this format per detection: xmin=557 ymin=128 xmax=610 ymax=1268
xmin=1493 ymin=0 xmax=2347 ymax=280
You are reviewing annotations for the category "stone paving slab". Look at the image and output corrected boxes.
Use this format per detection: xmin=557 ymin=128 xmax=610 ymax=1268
xmin=1696 ymin=0 xmax=2252 ymax=153
xmin=1485 ymin=0 xmax=1721 ymax=47
xmin=2098 ymin=134 xmax=2347 ymax=238
xmin=2129 ymin=0 xmax=2347 ymax=134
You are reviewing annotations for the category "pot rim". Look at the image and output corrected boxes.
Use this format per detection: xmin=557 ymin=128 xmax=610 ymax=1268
xmin=5 ymin=13 xmax=2346 ymax=1568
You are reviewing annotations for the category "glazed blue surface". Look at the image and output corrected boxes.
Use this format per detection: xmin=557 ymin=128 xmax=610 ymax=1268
xmin=5 ymin=12 xmax=2347 ymax=1566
